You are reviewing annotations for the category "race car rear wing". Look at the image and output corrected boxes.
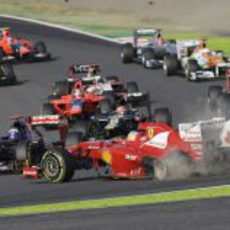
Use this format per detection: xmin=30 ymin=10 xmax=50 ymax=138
xmin=179 ymin=117 xmax=226 ymax=143
xmin=126 ymin=92 xmax=150 ymax=107
xmin=29 ymin=115 xmax=66 ymax=126
xmin=69 ymin=64 xmax=100 ymax=74
xmin=29 ymin=115 xmax=68 ymax=142
xmin=134 ymin=29 xmax=157 ymax=36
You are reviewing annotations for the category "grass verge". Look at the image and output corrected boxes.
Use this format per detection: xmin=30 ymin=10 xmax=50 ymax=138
xmin=0 ymin=185 xmax=229 ymax=217
xmin=0 ymin=1 xmax=229 ymax=53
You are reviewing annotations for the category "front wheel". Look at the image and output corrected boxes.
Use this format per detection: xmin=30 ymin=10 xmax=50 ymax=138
xmin=41 ymin=148 xmax=76 ymax=183
xmin=121 ymin=43 xmax=134 ymax=63
xmin=185 ymin=59 xmax=199 ymax=81
xmin=163 ymin=55 xmax=178 ymax=76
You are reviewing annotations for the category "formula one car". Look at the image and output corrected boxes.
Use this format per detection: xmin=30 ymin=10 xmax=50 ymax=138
xmin=163 ymin=38 xmax=230 ymax=81
xmin=120 ymin=28 xmax=176 ymax=68
xmin=0 ymin=63 xmax=17 ymax=85
xmin=22 ymin=108 xmax=217 ymax=183
xmin=68 ymin=63 xmax=101 ymax=83
xmin=0 ymin=116 xmax=44 ymax=172
xmin=51 ymin=64 xmax=102 ymax=97
xmin=0 ymin=115 xmax=69 ymax=173
xmin=0 ymin=27 xmax=50 ymax=63
xmin=73 ymin=98 xmax=156 ymax=140
xmin=42 ymin=90 xmax=109 ymax=121
xmin=44 ymin=86 xmax=150 ymax=127
xmin=50 ymin=64 xmax=149 ymax=108
xmin=179 ymin=117 xmax=230 ymax=172
xmin=87 ymin=106 xmax=145 ymax=140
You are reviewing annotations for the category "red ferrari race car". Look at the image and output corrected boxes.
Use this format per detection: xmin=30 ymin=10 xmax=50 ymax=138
xmin=21 ymin=110 xmax=228 ymax=183
xmin=41 ymin=89 xmax=109 ymax=121
xmin=0 ymin=27 xmax=50 ymax=63
xmin=50 ymin=64 xmax=150 ymax=109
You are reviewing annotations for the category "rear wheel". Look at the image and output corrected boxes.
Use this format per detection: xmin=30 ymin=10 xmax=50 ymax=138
xmin=163 ymin=54 xmax=178 ymax=76
xmin=126 ymin=81 xmax=139 ymax=93
xmin=41 ymin=148 xmax=76 ymax=183
xmin=201 ymin=141 xmax=228 ymax=175
xmin=153 ymin=159 xmax=168 ymax=180
xmin=34 ymin=41 xmax=47 ymax=53
xmin=52 ymin=80 xmax=69 ymax=97
xmin=99 ymin=99 xmax=113 ymax=114
xmin=121 ymin=43 xmax=134 ymax=63
xmin=154 ymin=151 xmax=191 ymax=180
xmin=153 ymin=108 xmax=172 ymax=126
xmin=0 ymin=64 xmax=17 ymax=85
xmin=216 ymin=93 xmax=230 ymax=117
xmin=207 ymin=85 xmax=223 ymax=111
xmin=41 ymin=103 xmax=55 ymax=115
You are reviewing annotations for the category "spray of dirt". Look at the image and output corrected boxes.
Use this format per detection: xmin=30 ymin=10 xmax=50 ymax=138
xmin=163 ymin=151 xmax=193 ymax=180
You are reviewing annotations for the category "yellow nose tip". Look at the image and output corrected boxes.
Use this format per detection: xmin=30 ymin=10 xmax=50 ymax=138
xmin=102 ymin=151 xmax=112 ymax=165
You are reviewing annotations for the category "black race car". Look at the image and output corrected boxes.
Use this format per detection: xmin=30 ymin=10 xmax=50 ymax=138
xmin=120 ymin=28 xmax=176 ymax=68
xmin=70 ymin=96 xmax=153 ymax=140
xmin=0 ymin=115 xmax=66 ymax=172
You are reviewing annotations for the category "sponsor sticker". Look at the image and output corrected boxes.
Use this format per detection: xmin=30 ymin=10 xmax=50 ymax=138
xmin=145 ymin=131 xmax=170 ymax=149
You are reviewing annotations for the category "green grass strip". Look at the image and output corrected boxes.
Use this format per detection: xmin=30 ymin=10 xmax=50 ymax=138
xmin=0 ymin=185 xmax=229 ymax=217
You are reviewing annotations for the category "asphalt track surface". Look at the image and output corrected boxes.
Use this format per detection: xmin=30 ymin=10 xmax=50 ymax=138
xmin=1 ymin=197 xmax=230 ymax=230
xmin=0 ymin=17 xmax=229 ymax=228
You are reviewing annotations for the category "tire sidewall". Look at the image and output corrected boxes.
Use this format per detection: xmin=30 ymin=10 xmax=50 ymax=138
xmin=41 ymin=150 xmax=66 ymax=183
xmin=153 ymin=159 xmax=167 ymax=180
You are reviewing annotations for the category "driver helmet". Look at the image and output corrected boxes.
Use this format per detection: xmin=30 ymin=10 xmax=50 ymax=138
xmin=72 ymin=88 xmax=82 ymax=98
xmin=2 ymin=27 xmax=11 ymax=37
xmin=8 ymin=127 xmax=21 ymax=141
xmin=116 ymin=106 xmax=126 ymax=114
xmin=87 ymin=66 xmax=97 ymax=77
xmin=198 ymin=38 xmax=207 ymax=49
xmin=126 ymin=130 xmax=144 ymax=142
